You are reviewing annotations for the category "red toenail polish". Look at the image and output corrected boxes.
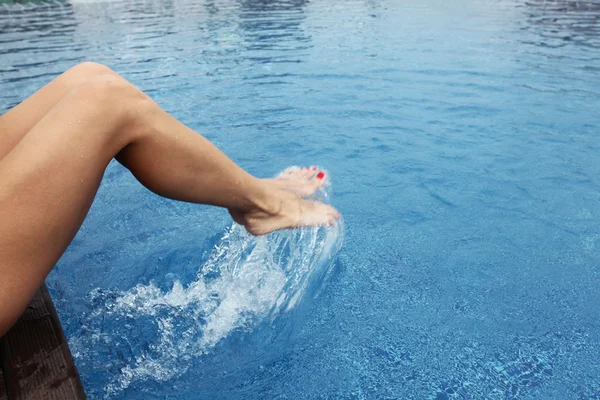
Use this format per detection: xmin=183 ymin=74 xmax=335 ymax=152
xmin=311 ymin=167 xmax=317 ymax=171
xmin=317 ymin=172 xmax=325 ymax=179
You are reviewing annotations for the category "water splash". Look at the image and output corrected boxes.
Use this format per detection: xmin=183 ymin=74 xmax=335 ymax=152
xmin=67 ymin=173 xmax=343 ymax=398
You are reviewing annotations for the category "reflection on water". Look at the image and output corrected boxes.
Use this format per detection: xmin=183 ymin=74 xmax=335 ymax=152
xmin=521 ymin=0 xmax=600 ymax=49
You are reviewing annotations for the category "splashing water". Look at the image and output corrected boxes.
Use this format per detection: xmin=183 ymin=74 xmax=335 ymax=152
xmin=67 ymin=173 xmax=344 ymax=398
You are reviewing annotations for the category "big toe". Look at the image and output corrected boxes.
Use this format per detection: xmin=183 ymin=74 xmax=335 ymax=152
xmin=274 ymin=166 xmax=327 ymax=197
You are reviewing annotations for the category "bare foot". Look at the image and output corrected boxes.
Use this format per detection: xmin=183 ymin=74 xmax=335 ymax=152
xmin=230 ymin=193 xmax=340 ymax=236
xmin=264 ymin=166 xmax=327 ymax=198
xmin=230 ymin=168 xmax=340 ymax=236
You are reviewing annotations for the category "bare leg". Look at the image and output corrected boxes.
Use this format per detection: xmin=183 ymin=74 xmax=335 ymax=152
xmin=0 ymin=62 xmax=329 ymax=196
xmin=0 ymin=62 xmax=119 ymax=159
xmin=0 ymin=72 xmax=339 ymax=336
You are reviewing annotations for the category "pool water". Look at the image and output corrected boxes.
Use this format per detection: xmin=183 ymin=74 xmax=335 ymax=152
xmin=2 ymin=0 xmax=600 ymax=398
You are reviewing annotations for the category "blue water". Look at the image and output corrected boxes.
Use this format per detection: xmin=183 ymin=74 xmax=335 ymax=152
xmin=2 ymin=0 xmax=600 ymax=398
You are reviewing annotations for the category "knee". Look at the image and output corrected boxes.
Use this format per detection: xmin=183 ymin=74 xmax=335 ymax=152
xmin=78 ymin=74 xmax=148 ymax=112
xmin=71 ymin=61 xmax=115 ymax=76
xmin=70 ymin=74 xmax=154 ymax=140
xmin=60 ymin=61 xmax=119 ymax=89
xmin=64 ymin=63 xmax=151 ymax=113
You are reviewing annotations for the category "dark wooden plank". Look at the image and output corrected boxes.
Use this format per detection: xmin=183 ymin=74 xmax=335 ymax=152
xmin=0 ymin=359 xmax=7 ymax=400
xmin=0 ymin=284 xmax=86 ymax=400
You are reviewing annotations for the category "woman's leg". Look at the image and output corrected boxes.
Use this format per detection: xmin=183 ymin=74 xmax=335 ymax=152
xmin=0 ymin=62 xmax=328 ymax=193
xmin=0 ymin=73 xmax=339 ymax=336
xmin=0 ymin=62 xmax=120 ymax=160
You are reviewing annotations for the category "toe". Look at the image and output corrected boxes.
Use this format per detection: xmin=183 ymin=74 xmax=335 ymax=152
xmin=300 ymin=170 xmax=326 ymax=195
xmin=312 ymin=170 xmax=327 ymax=187
xmin=302 ymin=168 xmax=314 ymax=179
xmin=282 ymin=166 xmax=300 ymax=177
xmin=298 ymin=200 xmax=340 ymax=228
xmin=271 ymin=166 xmax=328 ymax=197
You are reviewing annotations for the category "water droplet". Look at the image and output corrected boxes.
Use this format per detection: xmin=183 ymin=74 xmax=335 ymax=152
xmin=78 ymin=120 xmax=81 ymax=124
xmin=68 ymin=121 xmax=72 ymax=125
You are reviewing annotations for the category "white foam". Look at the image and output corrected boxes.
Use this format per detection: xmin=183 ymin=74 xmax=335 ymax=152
xmin=70 ymin=176 xmax=344 ymax=398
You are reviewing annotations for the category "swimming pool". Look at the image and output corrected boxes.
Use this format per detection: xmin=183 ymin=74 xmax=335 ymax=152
xmin=2 ymin=0 xmax=600 ymax=398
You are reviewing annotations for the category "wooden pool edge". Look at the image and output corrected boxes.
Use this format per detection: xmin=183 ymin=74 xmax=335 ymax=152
xmin=0 ymin=358 xmax=7 ymax=400
xmin=0 ymin=283 xmax=86 ymax=399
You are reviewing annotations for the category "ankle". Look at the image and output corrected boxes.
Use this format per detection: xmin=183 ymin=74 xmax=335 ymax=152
xmin=246 ymin=178 xmax=284 ymax=216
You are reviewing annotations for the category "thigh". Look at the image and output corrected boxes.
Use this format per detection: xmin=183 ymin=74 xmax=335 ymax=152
xmin=0 ymin=62 xmax=119 ymax=161
xmin=0 ymin=76 xmax=135 ymax=337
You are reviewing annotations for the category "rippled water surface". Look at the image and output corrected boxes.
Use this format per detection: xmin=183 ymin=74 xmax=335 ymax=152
xmin=2 ymin=0 xmax=600 ymax=398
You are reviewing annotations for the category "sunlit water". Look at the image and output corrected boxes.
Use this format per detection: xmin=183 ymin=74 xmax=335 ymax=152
xmin=1 ymin=0 xmax=600 ymax=399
